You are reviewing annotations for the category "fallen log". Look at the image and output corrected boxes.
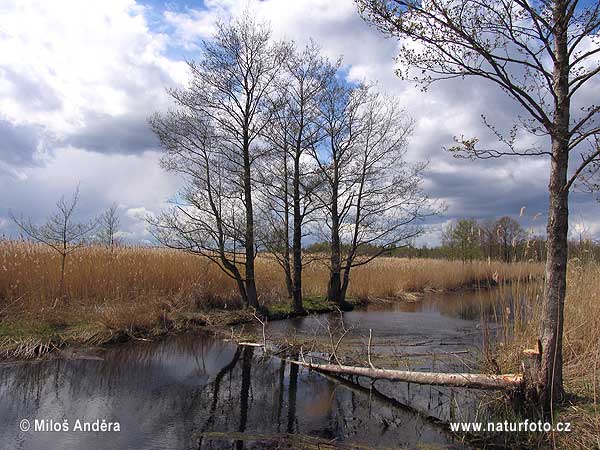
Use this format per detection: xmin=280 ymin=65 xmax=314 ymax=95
xmin=237 ymin=342 xmax=263 ymax=347
xmin=288 ymin=360 xmax=523 ymax=390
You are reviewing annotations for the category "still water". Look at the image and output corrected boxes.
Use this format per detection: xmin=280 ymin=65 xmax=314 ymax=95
xmin=0 ymin=289 xmax=517 ymax=449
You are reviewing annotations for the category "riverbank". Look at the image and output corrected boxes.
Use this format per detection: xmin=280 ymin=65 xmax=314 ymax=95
xmin=0 ymin=296 xmax=342 ymax=360
xmin=0 ymin=241 xmax=542 ymax=360
xmin=478 ymin=261 xmax=600 ymax=450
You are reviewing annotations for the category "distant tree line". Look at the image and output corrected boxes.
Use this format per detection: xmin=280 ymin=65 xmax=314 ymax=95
xmin=307 ymin=215 xmax=600 ymax=264
xmin=439 ymin=217 xmax=599 ymax=263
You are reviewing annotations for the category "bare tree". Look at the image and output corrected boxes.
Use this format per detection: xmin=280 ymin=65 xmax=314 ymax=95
xmin=495 ymin=216 xmax=526 ymax=262
xmin=149 ymin=16 xmax=287 ymax=309
xmin=257 ymin=41 xmax=336 ymax=314
xmin=10 ymin=186 xmax=97 ymax=298
xmin=312 ymin=80 xmax=368 ymax=309
xmin=97 ymin=203 xmax=122 ymax=251
xmin=314 ymin=82 xmax=430 ymax=308
xmin=357 ymin=0 xmax=600 ymax=407
xmin=478 ymin=218 xmax=500 ymax=260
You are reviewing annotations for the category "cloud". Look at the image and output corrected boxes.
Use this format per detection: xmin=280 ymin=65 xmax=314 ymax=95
xmin=63 ymin=111 xmax=160 ymax=154
xmin=0 ymin=0 xmax=187 ymax=154
xmin=0 ymin=0 xmax=598 ymax=244
xmin=1 ymin=147 xmax=180 ymax=242
xmin=0 ymin=119 xmax=48 ymax=166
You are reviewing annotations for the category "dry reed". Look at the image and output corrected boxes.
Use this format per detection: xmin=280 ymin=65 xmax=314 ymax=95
xmin=0 ymin=240 xmax=542 ymax=310
xmin=490 ymin=260 xmax=600 ymax=449
xmin=0 ymin=240 xmax=542 ymax=357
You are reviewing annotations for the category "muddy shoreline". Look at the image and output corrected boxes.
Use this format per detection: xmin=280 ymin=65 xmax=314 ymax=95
xmin=0 ymin=278 xmax=519 ymax=362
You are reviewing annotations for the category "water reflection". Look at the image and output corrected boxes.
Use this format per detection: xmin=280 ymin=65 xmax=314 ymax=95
xmin=0 ymin=335 xmax=464 ymax=449
xmin=246 ymin=287 xmax=530 ymax=425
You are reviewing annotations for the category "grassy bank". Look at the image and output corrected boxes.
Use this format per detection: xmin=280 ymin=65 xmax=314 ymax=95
xmin=0 ymin=240 xmax=542 ymax=359
xmin=487 ymin=261 xmax=600 ymax=449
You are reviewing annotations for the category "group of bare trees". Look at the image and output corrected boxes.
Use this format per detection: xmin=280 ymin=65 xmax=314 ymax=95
xmin=149 ymin=16 xmax=432 ymax=312
xmin=356 ymin=0 xmax=600 ymax=409
xmin=10 ymin=188 xmax=122 ymax=297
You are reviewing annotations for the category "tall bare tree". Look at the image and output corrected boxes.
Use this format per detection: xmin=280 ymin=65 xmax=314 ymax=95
xmin=313 ymin=80 xmax=368 ymax=309
xmin=495 ymin=216 xmax=526 ymax=262
xmin=10 ymin=186 xmax=97 ymax=298
xmin=314 ymin=81 xmax=429 ymax=308
xmin=149 ymin=16 xmax=286 ymax=309
xmin=97 ymin=203 xmax=122 ymax=251
xmin=357 ymin=0 xmax=600 ymax=407
xmin=258 ymin=41 xmax=336 ymax=314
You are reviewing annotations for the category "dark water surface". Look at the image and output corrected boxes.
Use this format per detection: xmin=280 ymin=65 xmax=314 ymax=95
xmin=0 ymin=289 xmax=511 ymax=450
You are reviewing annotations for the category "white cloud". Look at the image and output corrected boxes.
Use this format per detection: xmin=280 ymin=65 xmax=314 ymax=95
xmin=0 ymin=0 xmax=187 ymax=136
xmin=0 ymin=0 xmax=598 ymax=244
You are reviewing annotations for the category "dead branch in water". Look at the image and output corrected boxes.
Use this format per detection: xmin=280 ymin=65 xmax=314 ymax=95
xmin=287 ymin=359 xmax=523 ymax=391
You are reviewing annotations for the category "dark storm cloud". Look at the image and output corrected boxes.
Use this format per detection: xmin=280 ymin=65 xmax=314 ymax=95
xmin=0 ymin=119 xmax=45 ymax=166
xmin=1 ymin=67 xmax=63 ymax=112
xmin=63 ymin=111 xmax=160 ymax=154
xmin=63 ymin=62 xmax=177 ymax=154
xmin=425 ymin=159 xmax=549 ymax=220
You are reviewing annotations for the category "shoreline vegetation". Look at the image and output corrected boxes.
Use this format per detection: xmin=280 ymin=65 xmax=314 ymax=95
xmin=1 ymin=241 xmax=599 ymax=448
xmin=0 ymin=241 xmax=542 ymax=360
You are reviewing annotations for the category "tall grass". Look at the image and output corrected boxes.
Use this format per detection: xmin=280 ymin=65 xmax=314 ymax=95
xmin=0 ymin=240 xmax=543 ymax=309
xmin=0 ymin=240 xmax=543 ymax=359
xmin=489 ymin=260 xmax=600 ymax=449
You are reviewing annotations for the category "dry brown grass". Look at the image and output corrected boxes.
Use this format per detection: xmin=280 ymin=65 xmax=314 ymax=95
xmin=0 ymin=240 xmax=543 ymax=360
xmin=0 ymin=240 xmax=542 ymax=308
xmin=491 ymin=260 xmax=600 ymax=449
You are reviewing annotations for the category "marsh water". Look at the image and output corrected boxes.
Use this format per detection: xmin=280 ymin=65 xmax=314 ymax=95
xmin=0 ymin=288 xmax=519 ymax=450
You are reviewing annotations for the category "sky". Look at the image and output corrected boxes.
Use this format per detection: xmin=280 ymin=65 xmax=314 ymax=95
xmin=0 ymin=0 xmax=598 ymax=246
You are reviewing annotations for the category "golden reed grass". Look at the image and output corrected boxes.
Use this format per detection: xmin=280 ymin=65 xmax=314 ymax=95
xmin=487 ymin=260 xmax=600 ymax=449
xmin=0 ymin=240 xmax=541 ymax=349
xmin=0 ymin=240 xmax=542 ymax=309
xmin=0 ymin=239 xmax=542 ymax=361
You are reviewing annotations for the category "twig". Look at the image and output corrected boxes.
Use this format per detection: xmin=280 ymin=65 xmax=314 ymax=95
xmin=251 ymin=310 xmax=267 ymax=352
xmin=0 ymin=295 xmax=25 ymax=315
xmin=367 ymin=329 xmax=376 ymax=369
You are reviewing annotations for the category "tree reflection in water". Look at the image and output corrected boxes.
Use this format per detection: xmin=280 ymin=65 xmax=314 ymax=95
xmin=0 ymin=335 xmax=465 ymax=449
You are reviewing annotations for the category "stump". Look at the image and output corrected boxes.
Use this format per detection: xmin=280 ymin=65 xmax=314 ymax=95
xmin=521 ymin=341 xmax=543 ymax=403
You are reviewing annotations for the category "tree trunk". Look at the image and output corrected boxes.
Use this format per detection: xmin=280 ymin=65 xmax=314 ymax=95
xmin=327 ymin=218 xmax=342 ymax=305
xmin=59 ymin=252 xmax=66 ymax=301
xmin=283 ymin=153 xmax=293 ymax=300
xmin=292 ymin=154 xmax=305 ymax=314
xmin=340 ymin=267 xmax=350 ymax=305
xmin=327 ymin=256 xmax=341 ymax=305
xmin=243 ymin=132 xmax=259 ymax=309
xmin=539 ymin=140 xmax=569 ymax=409
xmin=235 ymin=276 xmax=249 ymax=308
xmin=327 ymin=160 xmax=342 ymax=305
xmin=538 ymin=1 xmax=570 ymax=409
xmin=288 ymin=360 xmax=523 ymax=390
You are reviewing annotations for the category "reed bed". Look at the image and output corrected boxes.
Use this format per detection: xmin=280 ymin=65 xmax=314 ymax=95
xmin=0 ymin=240 xmax=542 ymax=308
xmin=487 ymin=260 xmax=600 ymax=449
xmin=0 ymin=240 xmax=542 ymax=357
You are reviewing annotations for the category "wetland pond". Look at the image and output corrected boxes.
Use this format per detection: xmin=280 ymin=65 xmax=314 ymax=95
xmin=0 ymin=288 xmax=522 ymax=449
